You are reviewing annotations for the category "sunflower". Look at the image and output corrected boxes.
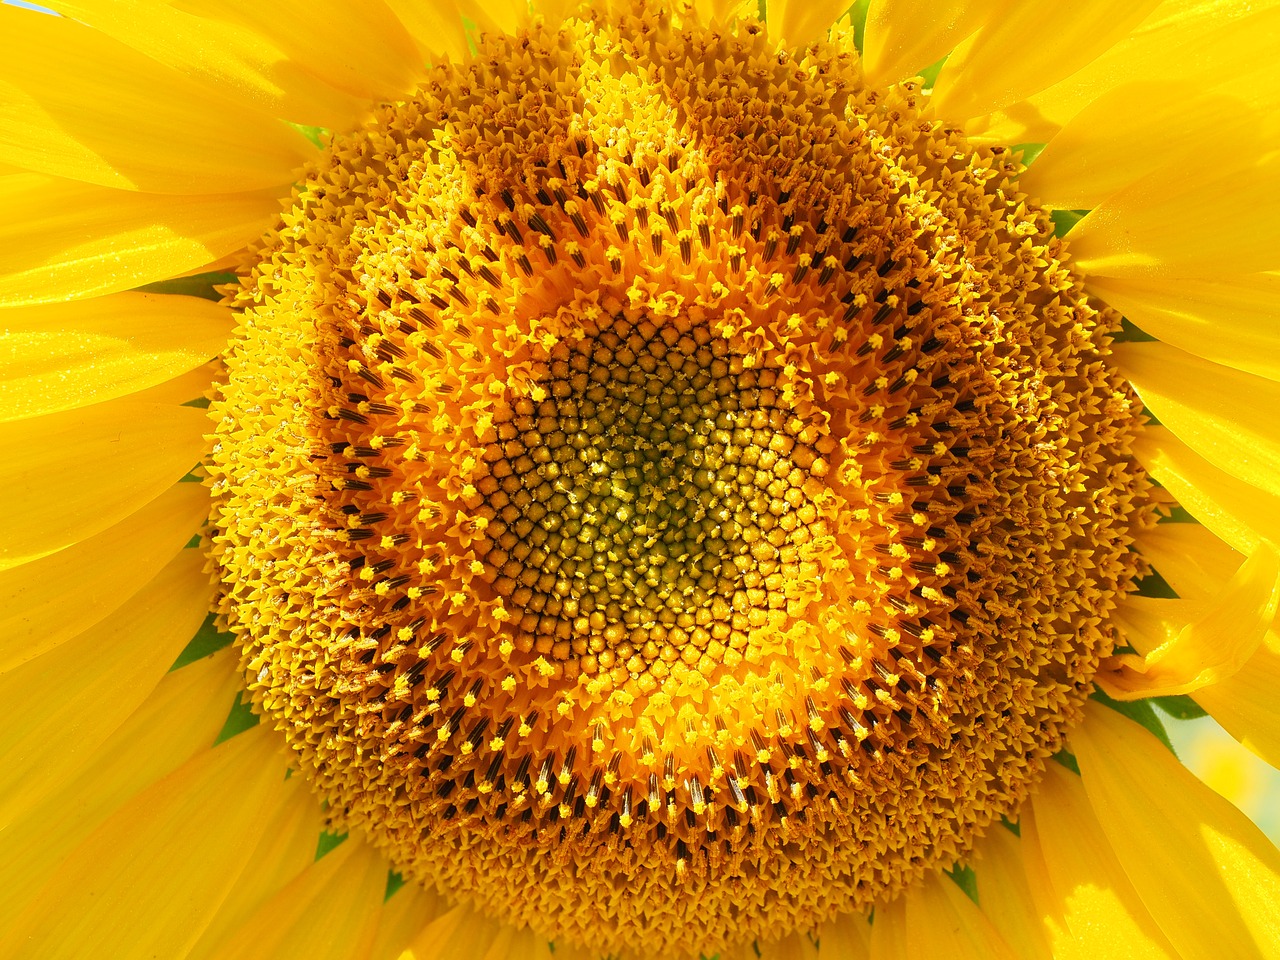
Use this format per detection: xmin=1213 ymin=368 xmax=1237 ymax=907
xmin=2 ymin=0 xmax=1279 ymax=957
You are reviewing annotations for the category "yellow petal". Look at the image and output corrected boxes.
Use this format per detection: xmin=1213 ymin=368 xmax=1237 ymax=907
xmin=1115 ymin=595 xmax=1205 ymax=656
xmin=0 ymin=649 xmax=239 ymax=930
xmin=0 ymin=292 xmax=232 ymax=421
xmin=0 ymin=549 xmax=212 ymax=828
xmin=1137 ymin=520 xmax=1244 ymax=604
xmin=814 ymin=911 xmax=871 ymax=959
xmin=383 ymin=0 xmax=471 ymax=63
xmin=765 ymin=0 xmax=848 ymax=44
xmin=127 ymin=364 xmax=219 ymax=410
xmin=1115 ymin=340 xmax=1280 ymax=498
xmin=867 ymin=893 xmax=908 ymax=960
xmin=1014 ymin=811 xmax=1074 ymax=955
xmin=1136 ymin=425 xmax=1280 ymax=559
xmin=0 ymin=398 xmax=207 ymax=569
xmin=1026 ymin=761 xmax=1179 ymax=959
xmin=398 ymin=906 xmax=501 ymax=960
xmin=0 ymin=725 xmax=290 ymax=960
xmin=462 ymin=0 xmax=527 ymax=35
xmin=195 ymin=839 xmax=387 ymax=960
xmin=758 ymin=931 xmax=818 ymax=960
xmin=157 ymin=0 xmax=424 ymax=108
xmin=393 ymin=907 xmax=553 ymax=960
xmin=1021 ymin=24 xmax=1280 ymax=210
xmin=1194 ymin=624 xmax=1280 ymax=771
xmin=862 ymin=0 xmax=1011 ymax=88
xmin=903 ymin=870 xmax=1017 ymax=960
xmin=1028 ymin=82 xmax=1278 ymax=212
xmin=1089 ymin=273 xmax=1280 ymax=384
xmin=1071 ymin=150 xmax=1280 ymax=279
xmin=0 ymin=5 xmax=307 ymax=193
xmin=0 ymin=173 xmax=279 ymax=306
xmin=931 ymin=1 xmax=1161 ymax=122
xmin=1074 ymin=701 xmax=1280 ymax=959
xmin=52 ymin=0 xmax=368 ymax=129
xmin=972 ymin=1 xmax=1280 ymax=146
xmin=370 ymin=886 xmax=449 ymax=960
xmin=1098 ymin=545 xmax=1280 ymax=699
xmin=689 ymin=0 xmax=756 ymax=22
xmin=185 ymin=775 xmax=327 ymax=960
xmin=972 ymin=826 xmax=1052 ymax=960
xmin=0 ymin=481 xmax=207 ymax=672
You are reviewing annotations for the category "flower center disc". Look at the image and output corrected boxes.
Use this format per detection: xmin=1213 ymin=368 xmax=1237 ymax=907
xmin=209 ymin=7 xmax=1151 ymax=956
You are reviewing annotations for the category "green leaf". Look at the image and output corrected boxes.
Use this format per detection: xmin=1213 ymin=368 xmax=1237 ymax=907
xmin=1051 ymin=748 xmax=1080 ymax=775
xmin=1012 ymin=142 xmax=1046 ymax=167
xmin=917 ymin=54 xmax=947 ymax=92
xmin=134 ymin=270 xmax=238 ymax=303
xmin=847 ymin=0 xmax=871 ymax=53
xmin=1111 ymin=317 xmax=1157 ymax=343
xmin=1050 ymin=208 xmax=1089 ymax=237
xmin=316 ymin=830 xmax=349 ymax=860
xmin=288 ymin=123 xmax=330 ymax=149
xmin=1151 ymin=694 xmax=1209 ymax=721
xmin=1134 ymin=565 xmax=1179 ymax=599
xmin=945 ymin=861 xmax=979 ymax=904
xmin=385 ymin=870 xmax=407 ymax=900
xmin=214 ymin=690 xmax=260 ymax=744
xmin=170 ymin=613 xmax=233 ymax=671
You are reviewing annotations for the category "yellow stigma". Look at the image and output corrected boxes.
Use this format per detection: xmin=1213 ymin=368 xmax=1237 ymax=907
xmin=208 ymin=5 xmax=1152 ymax=957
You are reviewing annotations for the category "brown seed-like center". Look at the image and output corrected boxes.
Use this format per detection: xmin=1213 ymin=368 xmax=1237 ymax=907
xmin=478 ymin=314 xmax=831 ymax=689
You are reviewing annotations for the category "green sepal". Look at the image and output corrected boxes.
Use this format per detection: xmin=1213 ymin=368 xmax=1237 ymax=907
xmin=169 ymin=612 xmax=234 ymax=671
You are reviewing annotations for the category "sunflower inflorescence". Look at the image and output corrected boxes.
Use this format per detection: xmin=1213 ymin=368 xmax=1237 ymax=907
xmin=209 ymin=6 xmax=1151 ymax=955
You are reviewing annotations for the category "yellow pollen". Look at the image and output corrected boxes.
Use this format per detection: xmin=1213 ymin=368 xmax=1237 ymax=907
xmin=207 ymin=5 xmax=1153 ymax=958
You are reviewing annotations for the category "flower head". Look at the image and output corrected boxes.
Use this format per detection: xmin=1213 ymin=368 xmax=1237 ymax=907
xmin=2 ymin=1 xmax=1279 ymax=958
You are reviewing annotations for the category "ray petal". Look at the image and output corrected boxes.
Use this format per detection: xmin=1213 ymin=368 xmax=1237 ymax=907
xmin=904 ymin=870 xmax=1017 ymax=959
xmin=1088 ymin=273 xmax=1280 ymax=384
xmin=1114 ymin=341 xmax=1280 ymax=498
xmin=0 ymin=549 xmax=213 ymax=828
xmin=0 ymin=649 xmax=238 ymax=931
xmin=0 ymin=481 xmax=207 ymax=671
xmin=51 ymin=0 xmax=368 ymax=129
xmin=930 ymin=1 xmax=1161 ymax=123
xmin=1074 ymin=702 xmax=1280 ymax=960
xmin=193 ymin=840 xmax=388 ymax=960
xmin=1194 ymin=624 xmax=1280 ymax=772
xmin=1098 ymin=546 xmax=1280 ymax=699
xmin=184 ymin=776 xmax=327 ymax=960
xmin=1026 ymin=762 xmax=1178 ymax=959
xmin=0 ymin=173 xmax=280 ymax=306
xmin=0 ymin=398 xmax=207 ymax=569
xmin=1071 ymin=151 xmax=1280 ymax=279
xmin=0 ymin=5 xmax=308 ymax=193
xmin=1133 ymin=427 xmax=1280 ymax=569
xmin=972 ymin=826 xmax=1052 ymax=960
xmin=0 ymin=726 xmax=291 ymax=960
xmin=861 ymin=0 xmax=1011 ymax=88
xmin=765 ymin=0 xmax=851 ymax=44
xmin=0 ymin=292 xmax=232 ymax=421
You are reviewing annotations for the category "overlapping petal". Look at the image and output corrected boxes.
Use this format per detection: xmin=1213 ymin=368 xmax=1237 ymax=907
xmin=0 ymin=396 xmax=207 ymax=569
xmin=1074 ymin=703 xmax=1280 ymax=959
xmin=0 ymin=173 xmax=281 ymax=306
xmin=0 ymin=292 xmax=232 ymax=420
xmin=0 ymin=5 xmax=309 ymax=193
xmin=0 ymin=726 xmax=291 ymax=959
